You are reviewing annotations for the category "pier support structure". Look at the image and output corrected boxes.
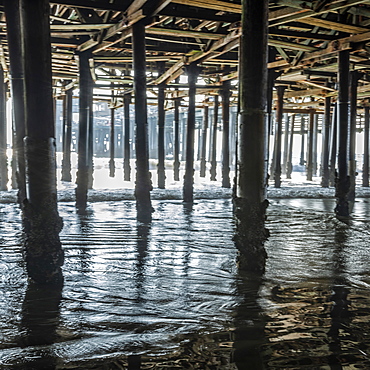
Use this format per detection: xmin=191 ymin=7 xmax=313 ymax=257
xmin=221 ymin=78 xmax=231 ymax=188
xmin=273 ymin=85 xmax=285 ymax=188
xmin=173 ymin=79 xmax=181 ymax=181
xmin=61 ymin=85 xmax=73 ymax=182
xmin=4 ymin=0 xmax=26 ymax=204
xmin=335 ymin=50 xmax=350 ymax=219
xmin=76 ymin=50 xmax=92 ymax=210
xmin=123 ymin=92 xmax=131 ymax=181
xmin=363 ymin=105 xmax=369 ymax=187
xmin=0 ymin=66 xmax=7 ymax=191
xmin=307 ymin=109 xmax=315 ymax=181
xmin=234 ymin=0 xmax=269 ymax=272
xmin=210 ymin=95 xmax=219 ymax=181
xmin=133 ymin=21 xmax=152 ymax=220
xmin=183 ymin=63 xmax=200 ymax=202
xmin=321 ymin=96 xmax=331 ymax=187
xmin=157 ymin=61 xmax=166 ymax=189
xmin=12 ymin=0 xmax=64 ymax=284
xmin=200 ymin=98 xmax=209 ymax=178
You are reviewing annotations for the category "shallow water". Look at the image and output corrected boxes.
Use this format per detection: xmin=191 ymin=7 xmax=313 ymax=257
xmin=1 ymin=198 xmax=370 ymax=369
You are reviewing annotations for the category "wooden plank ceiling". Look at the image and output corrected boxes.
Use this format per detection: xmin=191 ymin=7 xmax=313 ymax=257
xmin=2 ymin=0 xmax=370 ymax=110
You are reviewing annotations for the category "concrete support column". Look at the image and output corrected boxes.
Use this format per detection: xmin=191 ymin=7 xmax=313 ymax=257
xmin=123 ymin=93 xmax=131 ymax=181
xmin=76 ymin=50 xmax=92 ymax=210
xmin=183 ymin=63 xmax=200 ymax=202
xmin=133 ymin=21 xmax=152 ymax=221
xmin=15 ymin=0 xmax=63 ymax=284
xmin=4 ymin=0 xmax=26 ymax=204
xmin=173 ymin=93 xmax=181 ymax=181
xmin=0 ymin=66 xmax=7 ymax=191
xmin=157 ymin=61 xmax=166 ymax=189
xmin=299 ymin=115 xmax=305 ymax=166
xmin=329 ymin=104 xmax=338 ymax=187
xmin=61 ymin=86 xmax=73 ymax=182
xmin=348 ymin=71 xmax=360 ymax=203
xmin=109 ymin=105 xmax=115 ymax=178
xmin=335 ymin=50 xmax=350 ymax=219
xmin=200 ymin=98 xmax=209 ymax=178
xmin=273 ymin=85 xmax=285 ymax=188
xmin=363 ymin=106 xmax=369 ymax=187
xmin=221 ymin=80 xmax=231 ymax=188
xmin=210 ymin=95 xmax=219 ymax=181
xmin=286 ymin=114 xmax=295 ymax=179
xmin=307 ymin=110 xmax=315 ymax=181
xmin=321 ymin=96 xmax=331 ymax=187
xmin=234 ymin=0 xmax=269 ymax=272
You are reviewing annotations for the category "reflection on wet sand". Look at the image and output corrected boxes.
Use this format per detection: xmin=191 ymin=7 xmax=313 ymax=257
xmin=0 ymin=199 xmax=370 ymax=368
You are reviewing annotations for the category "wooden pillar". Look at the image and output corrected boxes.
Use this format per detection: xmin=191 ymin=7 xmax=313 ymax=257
xmin=76 ymin=51 xmax=92 ymax=210
xmin=210 ymin=95 xmax=219 ymax=181
xmin=329 ymin=104 xmax=338 ymax=187
xmin=221 ymin=79 xmax=231 ymax=188
xmin=335 ymin=50 xmax=350 ymax=219
xmin=286 ymin=114 xmax=295 ymax=179
xmin=61 ymin=86 xmax=73 ymax=182
xmin=321 ymin=96 xmax=331 ymax=187
xmin=274 ymin=85 xmax=285 ymax=188
xmin=173 ymin=91 xmax=181 ymax=181
xmin=183 ymin=63 xmax=200 ymax=202
xmin=306 ymin=110 xmax=315 ymax=181
xmin=157 ymin=61 xmax=166 ymax=189
xmin=234 ymin=0 xmax=268 ymax=272
xmin=16 ymin=0 xmax=63 ymax=284
xmin=123 ymin=93 xmax=131 ymax=181
xmin=200 ymin=98 xmax=209 ymax=177
xmin=0 ymin=67 xmax=7 ymax=191
xmin=133 ymin=21 xmax=152 ymax=220
xmin=299 ymin=115 xmax=305 ymax=166
xmin=348 ymin=71 xmax=360 ymax=203
xmin=4 ymin=0 xmax=26 ymax=203
xmin=363 ymin=106 xmax=369 ymax=187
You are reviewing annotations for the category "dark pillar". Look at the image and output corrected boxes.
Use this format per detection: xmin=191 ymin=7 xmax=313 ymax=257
xmin=61 ymin=86 xmax=73 ymax=182
xmin=299 ymin=115 xmax=305 ymax=166
xmin=87 ymin=80 xmax=94 ymax=189
xmin=282 ymin=114 xmax=289 ymax=175
xmin=312 ymin=113 xmax=318 ymax=176
xmin=76 ymin=50 xmax=92 ymax=210
xmin=363 ymin=106 xmax=369 ymax=187
xmin=274 ymin=86 xmax=285 ymax=188
xmin=210 ymin=95 xmax=219 ymax=181
xmin=0 ymin=67 xmax=7 ymax=191
xmin=329 ymin=104 xmax=338 ymax=187
xmin=348 ymin=71 xmax=360 ymax=203
xmin=335 ymin=50 xmax=350 ymax=219
xmin=200 ymin=98 xmax=209 ymax=178
xmin=109 ymin=105 xmax=115 ymax=177
xmin=221 ymin=79 xmax=231 ymax=188
xmin=234 ymin=0 xmax=269 ymax=272
xmin=17 ymin=0 xmax=63 ymax=284
xmin=133 ymin=21 xmax=152 ymax=220
xmin=173 ymin=92 xmax=181 ymax=181
xmin=183 ymin=63 xmax=200 ymax=202
xmin=4 ymin=0 xmax=26 ymax=204
xmin=157 ymin=61 xmax=166 ymax=189
xmin=286 ymin=114 xmax=295 ymax=179
xmin=321 ymin=96 xmax=331 ymax=187
xmin=123 ymin=93 xmax=131 ymax=181
xmin=306 ymin=109 xmax=315 ymax=181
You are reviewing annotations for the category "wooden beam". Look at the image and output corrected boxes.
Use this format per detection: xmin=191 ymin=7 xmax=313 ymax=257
xmin=171 ymin=0 xmax=241 ymax=13
xmin=298 ymin=17 xmax=369 ymax=34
